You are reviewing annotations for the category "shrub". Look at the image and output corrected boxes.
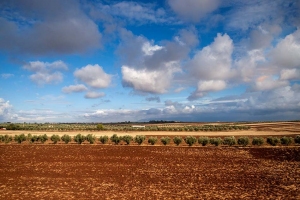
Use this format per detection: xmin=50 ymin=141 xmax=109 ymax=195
xmin=31 ymin=135 xmax=38 ymax=143
xmin=184 ymin=136 xmax=197 ymax=146
xmin=74 ymin=134 xmax=86 ymax=144
xmin=38 ymin=134 xmax=48 ymax=144
xmin=61 ymin=134 xmax=72 ymax=144
xmin=173 ymin=136 xmax=182 ymax=146
xmin=266 ymin=137 xmax=280 ymax=146
xmin=280 ymin=136 xmax=293 ymax=146
xmin=50 ymin=135 xmax=61 ymax=144
xmin=161 ymin=137 xmax=171 ymax=145
xmin=97 ymin=124 xmax=104 ymax=130
xmin=252 ymin=137 xmax=264 ymax=146
xmin=14 ymin=134 xmax=27 ymax=144
xmin=148 ymin=136 xmax=158 ymax=145
xmin=0 ymin=135 xmax=3 ymax=142
xmin=1 ymin=135 xmax=13 ymax=143
xmin=134 ymin=135 xmax=146 ymax=145
xmin=27 ymin=134 xmax=33 ymax=142
xmin=99 ymin=135 xmax=109 ymax=144
xmin=223 ymin=136 xmax=236 ymax=146
xmin=110 ymin=134 xmax=120 ymax=145
xmin=294 ymin=135 xmax=300 ymax=144
xmin=237 ymin=137 xmax=249 ymax=146
xmin=198 ymin=137 xmax=210 ymax=146
xmin=210 ymin=137 xmax=222 ymax=146
xmin=86 ymin=134 xmax=96 ymax=144
xmin=122 ymin=135 xmax=133 ymax=145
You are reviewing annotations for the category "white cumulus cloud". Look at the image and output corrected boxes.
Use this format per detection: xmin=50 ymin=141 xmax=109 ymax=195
xmin=84 ymin=91 xmax=105 ymax=99
xmin=74 ymin=64 xmax=112 ymax=88
xmin=62 ymin=84 xmax=88 ymax=94
xmin=23 ymin=60 xmax=68 ymax=86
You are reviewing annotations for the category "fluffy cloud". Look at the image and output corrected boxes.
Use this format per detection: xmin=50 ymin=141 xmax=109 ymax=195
xmin=0 ymin=0 xmax=101 ymax=55
xmin=23 ymin=60 xmax=68 ymax=85
xmin=252 ymin=76 xmax=289 ymax=91
xmin=168 ymin=0 xmax=220 ymax=23
xmin=280 ymin=69 xmax=300 ymax=80
xmin=62 ymin=84 xmax=88 ymax=94
xmin=74 ymin=64 xmax=112 ymax=88
xmin=0 ymin=98 xmax=12 ymax=120
xmin=189 ymin=33 xmax=234 ymax=81
xmin=188 ymin=80 xmax=227 ymax=100
xmin=122 ymin=65 xmax=178 ymax=94
xmin=118 ymin=29 xmax=190 ymax=94
xmin=270 ymin=29 xmax=300 ymax=69
xmin=84 ymin=91 xmax=105 ymax=99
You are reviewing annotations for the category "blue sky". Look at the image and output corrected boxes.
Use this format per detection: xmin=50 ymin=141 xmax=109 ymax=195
xmin=0 ymin=0 xmax=300 ymax=123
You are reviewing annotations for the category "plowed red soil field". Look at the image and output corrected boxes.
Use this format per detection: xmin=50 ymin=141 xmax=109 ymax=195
xmin=0 ymin=145 xmax=299 ymax=199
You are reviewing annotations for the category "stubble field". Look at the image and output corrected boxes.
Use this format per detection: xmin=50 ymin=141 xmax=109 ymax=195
xmin=0 ymin=145 xmax=299 ymax=200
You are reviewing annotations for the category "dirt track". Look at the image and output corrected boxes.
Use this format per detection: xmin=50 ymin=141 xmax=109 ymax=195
xmin=0 ymin=145 xmax=299 ymax=199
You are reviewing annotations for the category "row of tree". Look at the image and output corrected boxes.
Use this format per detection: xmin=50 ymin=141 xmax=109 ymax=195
xmin=0 ymin=134 xmax=299 ymax=146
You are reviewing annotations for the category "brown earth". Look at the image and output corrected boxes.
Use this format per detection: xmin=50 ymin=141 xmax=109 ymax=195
xmin=0 ymin=145 xmax=299 ymax=200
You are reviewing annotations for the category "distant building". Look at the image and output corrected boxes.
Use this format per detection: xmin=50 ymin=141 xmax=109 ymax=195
xmin=0 ymin=128 xmax=6 ymax=130
xmin=132 ymin=125 xmax=145 ymax=128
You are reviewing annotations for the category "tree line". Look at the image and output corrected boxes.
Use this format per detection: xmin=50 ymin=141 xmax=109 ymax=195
xmin=0 ymin=134 xmax=299 ymax=147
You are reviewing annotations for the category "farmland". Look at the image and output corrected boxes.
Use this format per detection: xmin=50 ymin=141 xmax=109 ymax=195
xmin=0 ymin=145 xmax=299 ymax=199
xmin=0 ymin=121 xmax=299 ymax=199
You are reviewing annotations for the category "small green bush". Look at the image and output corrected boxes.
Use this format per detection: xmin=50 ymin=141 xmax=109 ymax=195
xmin=122 ymin=135 xmax=133 ymax=145
xmin=210 ymin=137 xmax=222 ymax=146
xmin=173 ymin=136 xmax=182 ymax=146
xmin=161 ymin=137 xmax=171 ymax=145
xmin=237 ymin=137 xmax=249 ymax=146
xmin=27 ymin=134 xmax=33 ymax=142
xmin=280 ymin=136 xmax=293 ymax=146
xmin=252 ymin=137 xmax=264 ymax=146
xmin=30 ymin=135 xmax=38 ymax=143
xmin=74 ymin=134 xmax=86 ymax=144
xmin=14 ymin=134 xmax=27 ymax=144
xmin=1 ymin=134 xmax=12 ymax=143
xmin=266 ymin=137 xmax=280 ymax=146
xmin=50 ymin=135 xmax=61 ymax=144
xmin=223 ymin=136 xmax=236 ymax=146
xmin=294 ymin=135 xmax=300 ymax=144
xmin=99 ymin=135 xmax=109 ymax=144
xmin=184 ymin=136 xmax=197 ymax=146
xmin=134 ymin=135 xmax=146 ymax=145
xmin=38 ymin=134 xmax=48 ymax=144
xmin=148 ymin=136 xmax=157 ymax=145
xmin=61 ymin=134 xmax=72 ymax=144
xmin=198 ymin=137 xmax=210 ymax=146
xmin=86 ymin=134 xmax=96 ymax=144
xmin=110 ymin=134 xmax=120 ymax=145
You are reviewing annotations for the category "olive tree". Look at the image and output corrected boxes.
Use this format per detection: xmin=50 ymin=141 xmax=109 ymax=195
xmin=198 ymin=137 xmax=210 ymax=146
xmin=61 ymin=134 xmax=72 ymax=144
xmin=14 ymin=134 xmax=27 ymax=144
xmin=86 ymin=134 xmax=96 ymax=144
xmin=173 ymin=136 xmax=182 ymax=146
xmin=134 ymin=135 xmax=146 ymax=145
xmin=148 ymin=136 xmax=158 ymax=145
xmin=184 ymin=136 xmax=197 ymax=146
xmin=161 ymin=137 xmax=171 ymax=145
xmin=99 ymin=135 xmax=109 ymax=144
xmin=110 ymin=134 xmax=120 ymax=145
xmin=122 ymin=135 xmax=133 ymax=145
xmin=50 ymin=134 xmax=61 ymax=144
